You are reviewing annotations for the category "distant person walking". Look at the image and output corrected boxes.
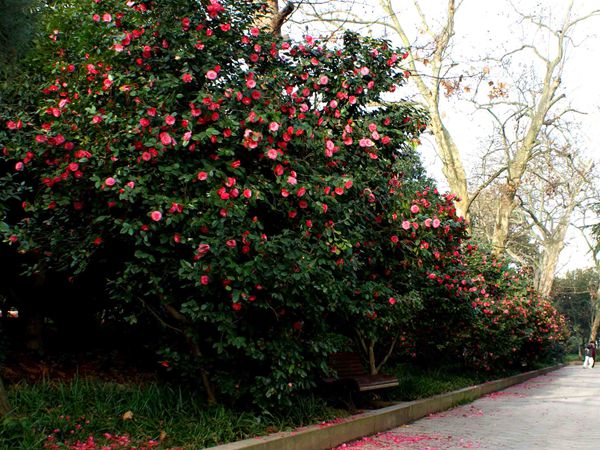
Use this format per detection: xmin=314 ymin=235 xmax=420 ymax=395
xmin=583 ymin=341 xmax=596 ymax=369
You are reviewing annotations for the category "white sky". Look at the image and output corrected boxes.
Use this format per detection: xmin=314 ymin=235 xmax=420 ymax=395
xmin=286 ymin=0 xmax=600 ymax=275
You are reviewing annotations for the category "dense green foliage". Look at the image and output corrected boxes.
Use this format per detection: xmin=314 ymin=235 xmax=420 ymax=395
xmin=0 ymin=0 xmax=567 ymax=413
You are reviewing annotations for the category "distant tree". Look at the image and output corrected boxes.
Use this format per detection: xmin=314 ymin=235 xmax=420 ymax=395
xmin=552 ymin=268 xmax=599 ymax=346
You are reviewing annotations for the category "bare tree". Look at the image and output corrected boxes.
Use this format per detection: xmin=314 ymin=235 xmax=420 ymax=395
xmin=470 ymin=124 xmax=595 ymax=297
xmin=516 ymin=142 xmax=594 ymax=296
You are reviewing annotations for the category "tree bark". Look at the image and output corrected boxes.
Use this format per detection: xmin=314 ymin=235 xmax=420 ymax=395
xmin=590 ymin=285 xmax=600 ymax=342
xmin=255 ymin=0 xmax=295 ymax=36
xmin=0 ymin=376 xmax=11 ymax=417
xmin=429 ymin=113 xmax=470 ymax=221
xmin=368 ymin=340 xmax=378 ymax=375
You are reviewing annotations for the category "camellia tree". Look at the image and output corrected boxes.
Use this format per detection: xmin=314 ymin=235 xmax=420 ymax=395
xmin=0 ymin=0 xmax=567 ymax=410
xmin=0 ymin=0 xmax=442 ymax=407
xmin=420 ymin=244 xmax=568 ymax=370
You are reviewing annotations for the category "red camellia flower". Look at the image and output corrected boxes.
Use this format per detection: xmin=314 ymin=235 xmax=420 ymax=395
xmin=200 ymin=275 xmax=209 ymax=285
xmin=243 ymin=189 xmax=252 ymax=198
xmin=388 ymin=297 xmax=396 ymax=305
xmin=182 ymin=73 xmax=193 ymax=83
xmin=391 ymin=235 xmax=399 ymax=243
xmin=226 ymin=239 xmax=237 ymax=248
xmin=150 ymin=210 xmax=162 ymax=221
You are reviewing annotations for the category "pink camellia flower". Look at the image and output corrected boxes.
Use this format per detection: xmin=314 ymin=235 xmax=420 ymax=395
xmin=197 ymin=171 xmax=208 ymax=181
xmin=287 ymin=176 xmax=297 ymax=185
xmin=165 ymin=115 xmax=176 ymax=126
xmin=401 ymin=220 xmax=411 ymax=230
xmin=250 ymin=27 xmax=260 ymax=36
xmin=424 ymin=218 xmax=432 ymax=227
xmin=182 ymin=73 xmax=192 ymax=83
xmin=319 ymin=75 xmax=329 ymax=85
xmin=150 ymin=211 xmax=162 ymax=221
xmin=105 ymin=177 xmax=116 ymax=186
xmin=92 ymin=115 xmax=103 ymax=124
xmin=159 ymin=132 xmax=173 ymax=145
xmin=226 ymin=239 xmax=237 ymax=248
xmin=360 ymin=66 xmax=370 ymax=76
xmin=206 ymin=70 xmax=218 ymax=80
xmin=269 ymin=121 xmax=279 ymax=132
xmin=359 ymin=138 xmax=374 ymax=147
xmin=197 ymin=243 xmax=210 ymax=257
xmin=15 ymin=162 xmax=24 ymax=171
xmin=267 ymin=149 xmax=278 ymax=160
xmin=102 ymin=13 xmax=112 ymax=22
xmin=410 ymin=204 xmax=420 ymax=214
xmin=433 ymin=218 xmax=441 ymax=228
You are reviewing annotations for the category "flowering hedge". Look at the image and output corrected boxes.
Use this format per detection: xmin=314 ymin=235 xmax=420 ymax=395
xmin=413 ymin=246 xmax=568 ymax=369
xmin=0 ymin=0 xmax=566 ymax=409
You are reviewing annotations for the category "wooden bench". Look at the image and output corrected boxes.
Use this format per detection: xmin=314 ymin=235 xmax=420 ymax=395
xmin=323 ymin=352 xmax=399 ymax=392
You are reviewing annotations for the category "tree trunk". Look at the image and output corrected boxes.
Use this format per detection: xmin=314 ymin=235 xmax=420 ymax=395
xmin=368 ymin=340 xmax=378 ymax=375
xmin=536 ymin=240 xmax=563 ymax=298
xmin=590 ymin=285 xmax=600 ymax=342
xmin=491 ymin=184 xmax=518 ymax=257
xmin=429 ymin=113 xmax=470 ymax=221
xmin=0 ymin=376 xmax=11 ymax=417
xmin=255 ymin=0 xmax=294 ymax=36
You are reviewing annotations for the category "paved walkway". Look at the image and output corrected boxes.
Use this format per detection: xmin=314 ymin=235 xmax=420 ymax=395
xmin=337 ymin=365 xmax=600 ymax=449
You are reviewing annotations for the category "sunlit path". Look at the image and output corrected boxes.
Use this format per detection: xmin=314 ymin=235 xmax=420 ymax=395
xmin=338 ymin=365 xmax=600 ymax=450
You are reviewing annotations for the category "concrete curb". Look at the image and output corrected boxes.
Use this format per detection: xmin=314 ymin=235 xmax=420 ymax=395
xmin=207 ymin=364 xmax=565 ymax=450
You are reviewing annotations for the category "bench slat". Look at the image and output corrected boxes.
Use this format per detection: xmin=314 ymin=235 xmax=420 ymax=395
xmin=325 ymin=352 xmax=398 ymax=392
